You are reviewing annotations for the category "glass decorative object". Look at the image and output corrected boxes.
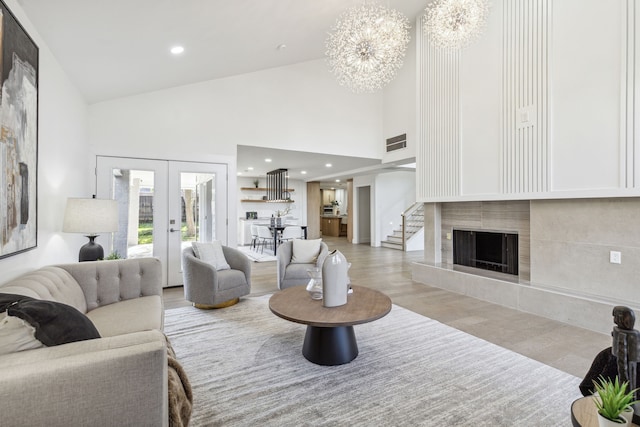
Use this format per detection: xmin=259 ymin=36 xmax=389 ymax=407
xmin=306 ymin=267 xmax=323 ymax=300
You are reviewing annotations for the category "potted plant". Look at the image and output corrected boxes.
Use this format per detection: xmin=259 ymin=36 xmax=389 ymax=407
xmin=592 ymin=376 xmax=638 ymax=426
xmin=253 ymin=179 xmax=259 ymax=188
xmin=331 ymin=200 xmax=339 ymax=215
xmin=106 ymin=251 xmax=122 ymax=260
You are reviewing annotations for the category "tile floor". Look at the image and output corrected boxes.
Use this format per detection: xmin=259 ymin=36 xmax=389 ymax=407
xmin=164 ymin=235 xmax=612 ymax=379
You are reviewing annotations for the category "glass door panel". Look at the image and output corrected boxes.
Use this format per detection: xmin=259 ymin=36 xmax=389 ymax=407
xmin=109 ymin=169 xmax=156 ymax=259
xmin=180 ymin=172 xmax=215 ymax=245
xmin=96 ymin=157 xmax=169 ymax=286
xmin=167 ymin=161 xmax=227 ymax=287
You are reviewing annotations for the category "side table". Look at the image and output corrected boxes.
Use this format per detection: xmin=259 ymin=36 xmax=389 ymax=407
xmin=571 ymin=396 xmax=639 ymax=427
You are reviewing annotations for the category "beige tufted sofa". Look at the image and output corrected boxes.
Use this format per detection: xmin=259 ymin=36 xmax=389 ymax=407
xmin=0 ymin=257 xmax=168 ymax=427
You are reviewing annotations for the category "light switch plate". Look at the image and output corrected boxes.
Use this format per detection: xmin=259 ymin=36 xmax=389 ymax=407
xmin=610 ymin=251 xmax=622 ymax=264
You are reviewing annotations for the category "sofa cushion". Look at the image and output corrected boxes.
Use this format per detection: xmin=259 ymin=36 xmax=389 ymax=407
xmin=192 ymin=241 xmax=230 ymax=271
xmin=86 ymin=295 xmax=163 ymax=337
xmin=0 ymin=312 xmax=44 ymax=355
xmin=291 ymin=239 xmax=322 ymax=264
xmin=284 ymin=263 xmax=316 ymax=280
xmin=216 ymin=269 xmax=249 ymax=291
xmin=2 ymin=294 xmax=100 ymax=346
xmin=0 ymin=267 xmax=87 ymax=313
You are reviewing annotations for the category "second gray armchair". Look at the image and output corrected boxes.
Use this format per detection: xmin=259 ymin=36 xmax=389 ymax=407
xmin=277 ymin=239 xmax=329 ymax=290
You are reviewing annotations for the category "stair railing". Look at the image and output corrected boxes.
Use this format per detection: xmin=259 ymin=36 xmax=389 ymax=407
xmin=401 ymin=202 xmax=423 ymax=251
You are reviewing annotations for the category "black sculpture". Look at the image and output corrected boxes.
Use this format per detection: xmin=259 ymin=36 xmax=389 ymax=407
xmin=579 ymin=306 xmax=640 ymax=402
xmin=612 ymin=306 xmax=640 ymax=399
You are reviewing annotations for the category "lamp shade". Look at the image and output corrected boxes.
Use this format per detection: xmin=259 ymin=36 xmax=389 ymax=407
xmin=63 ymin=198 xmax=119 ymax=235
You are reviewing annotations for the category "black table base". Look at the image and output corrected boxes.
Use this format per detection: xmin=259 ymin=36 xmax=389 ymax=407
xmin=302 ymin=325 xmax=358 ymax=366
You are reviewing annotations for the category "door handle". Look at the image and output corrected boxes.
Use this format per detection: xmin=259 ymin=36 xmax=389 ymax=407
xmin=169 ymin=228 xmax=178 ymax=232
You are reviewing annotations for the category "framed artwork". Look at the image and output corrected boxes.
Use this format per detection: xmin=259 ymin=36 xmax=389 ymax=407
xmin=0 ymin=0 xmax=39 ymax=259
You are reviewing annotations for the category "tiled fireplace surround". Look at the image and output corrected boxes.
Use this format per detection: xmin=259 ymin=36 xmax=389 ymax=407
xmin=411 ymin=198 xmax=640 ymax=334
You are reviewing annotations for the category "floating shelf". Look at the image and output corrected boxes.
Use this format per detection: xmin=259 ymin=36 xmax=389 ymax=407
xmin=240 ymin=199 xmax=294 ymax=203
xmin=240 ymin=187 xmax=294 ymax=192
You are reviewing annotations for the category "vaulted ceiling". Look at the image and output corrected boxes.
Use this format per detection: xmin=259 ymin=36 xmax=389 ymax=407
xmin=19 ymin=0 xmax=428 ymax=103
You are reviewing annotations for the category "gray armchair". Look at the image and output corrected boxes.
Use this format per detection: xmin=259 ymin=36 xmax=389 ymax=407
xmin=182 ymin=245 xmax=251 ymax=308
xmin=277 ymin=240 xmax=329 ymax=290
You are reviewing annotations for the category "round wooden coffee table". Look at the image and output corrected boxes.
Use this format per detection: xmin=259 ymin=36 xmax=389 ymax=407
xmin=269 ymin=285 xmax=391 ymax=366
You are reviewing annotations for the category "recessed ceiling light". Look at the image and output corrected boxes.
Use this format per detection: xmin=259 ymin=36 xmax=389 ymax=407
xmin=335 ymin=179 xmax=341 ymax=182
xmin=301 ymin=171 xmax=307 ymax=175
xmin=170 ymin=46 xmax=184 ymax=55
xmin=265 ymin=158 xmax=272 ymax=162
xmin=247 ymin=167 xmax=254 ymax=170
xmin=325 ymin=163 xmax=332 ymax=167
xmin=277 ymin=44 xmax=287 ymax=50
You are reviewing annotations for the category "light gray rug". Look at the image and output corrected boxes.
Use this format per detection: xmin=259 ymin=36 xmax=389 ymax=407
xmin=164 ymin=295 xmax=582 ymax=426
xmin=237 ymin=246 xmax=277 ymax=262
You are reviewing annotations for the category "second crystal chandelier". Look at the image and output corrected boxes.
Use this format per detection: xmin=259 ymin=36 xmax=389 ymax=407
xmin=326 ymin=4 xmax=411 ymax=93
xmin=423 ymin=0 xmax=490 ymax=49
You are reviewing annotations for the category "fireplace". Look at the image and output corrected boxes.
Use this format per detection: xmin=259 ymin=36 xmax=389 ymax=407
xmin=453 ymin=230 xmax=519 ymax=275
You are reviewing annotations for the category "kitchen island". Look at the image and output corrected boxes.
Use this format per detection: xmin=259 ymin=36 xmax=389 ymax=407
xmin=321 ymin=215 xmax=346 ymax=237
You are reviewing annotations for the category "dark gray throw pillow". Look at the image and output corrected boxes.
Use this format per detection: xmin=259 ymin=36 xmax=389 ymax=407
xmin=0 ymin=293 xmax=31 ymax=312
xmin=0 ymin=293 xmax=100 ymax=346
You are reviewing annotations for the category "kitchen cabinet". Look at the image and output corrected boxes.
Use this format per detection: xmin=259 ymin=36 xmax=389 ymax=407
xmin=321 ymin=189 xmax=335 ymax=205
xmin=321 ymin=216 xmax=341 ymax=237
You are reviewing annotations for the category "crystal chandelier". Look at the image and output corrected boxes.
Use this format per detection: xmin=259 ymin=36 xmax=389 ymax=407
xmin=326 ymin=3 xmax=411 ymax=93
xmin=423 ymin=0 xmax=490 ymax=49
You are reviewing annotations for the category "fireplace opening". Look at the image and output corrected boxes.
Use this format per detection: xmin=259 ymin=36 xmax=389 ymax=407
xmin=453 ymin=230 xmax=518 ymax=275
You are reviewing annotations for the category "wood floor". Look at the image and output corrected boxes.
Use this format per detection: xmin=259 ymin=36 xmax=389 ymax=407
xmin=163 ymin=235 xmax=611 ymax=379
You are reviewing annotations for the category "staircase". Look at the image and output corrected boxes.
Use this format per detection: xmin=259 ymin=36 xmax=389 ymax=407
xmin=381 ymin=203 xmax=424 ymax=251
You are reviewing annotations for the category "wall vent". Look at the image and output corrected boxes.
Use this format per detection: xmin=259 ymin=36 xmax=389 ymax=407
xmin=386 ymin=134 xmax=407 ymax=152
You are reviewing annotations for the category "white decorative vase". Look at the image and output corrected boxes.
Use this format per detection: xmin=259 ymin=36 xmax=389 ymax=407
xmin=322 ymin=250 xmax=349 ymax=307
xmin=597 ymin=412 xmax=629 ymax=427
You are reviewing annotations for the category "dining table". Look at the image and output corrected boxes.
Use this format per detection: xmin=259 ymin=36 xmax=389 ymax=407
xmin=268 ymin=225 xmax=308 ymax=255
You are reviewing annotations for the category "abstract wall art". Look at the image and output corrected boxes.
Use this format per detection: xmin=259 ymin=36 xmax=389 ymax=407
xmin=0 ymin=0 xmax=38 ymax=259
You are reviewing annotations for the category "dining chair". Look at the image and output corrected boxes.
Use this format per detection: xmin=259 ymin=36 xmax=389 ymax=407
xmin=250 ymin=224 xmax=259 ymax=250
xmin=256 ymin=225 xmax=274 ymax=254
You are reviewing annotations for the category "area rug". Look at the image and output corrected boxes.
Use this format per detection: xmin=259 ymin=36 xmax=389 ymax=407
xmin=237 ymin=246 xmax=276 ymax=262
xmin=164 ymin=296 xmax=582 ymax=426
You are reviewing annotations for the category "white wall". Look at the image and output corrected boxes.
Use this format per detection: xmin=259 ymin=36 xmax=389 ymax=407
xmin=0 ymin=0 xmax=90 ymax=281
xmin=550 ymin=0 xmax=623 ymax=191
xmin=383 ymin=24 xmax=417 ymax=165
xmin=459 ymin=0 xmax=503 ymax=195
xmin=417 ymin=0 xmax=640 ymax=201
xmin=88 ymin=59 xmax=384 ymax=161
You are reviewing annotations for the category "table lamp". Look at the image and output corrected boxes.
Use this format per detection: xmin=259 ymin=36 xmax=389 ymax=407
xmin=63 ymin=197 xmax=119 ymax=261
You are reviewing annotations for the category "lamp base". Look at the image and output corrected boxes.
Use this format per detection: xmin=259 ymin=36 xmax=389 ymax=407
xmin=79 ymin=235 xmax=104 ymax=262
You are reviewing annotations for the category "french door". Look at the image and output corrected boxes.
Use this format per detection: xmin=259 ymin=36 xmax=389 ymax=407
xmin=96 ymin=156 xmax=228 ymax=287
